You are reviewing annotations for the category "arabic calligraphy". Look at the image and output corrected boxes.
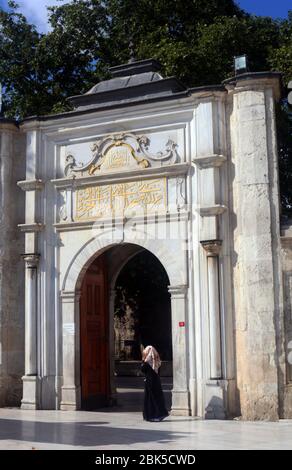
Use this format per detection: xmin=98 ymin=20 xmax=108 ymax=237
xmin=76 ymin=179 xmax=167 ymax=220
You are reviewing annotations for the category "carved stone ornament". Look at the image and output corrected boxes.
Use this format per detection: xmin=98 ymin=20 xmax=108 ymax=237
xmin=59 ymin=191 xmax=68 ymax=221
xmin=64 ymin=133 xmax=179 ymax=177
xmin=22 ymin=254 xmax=40 ymax=269
xmin=176 ymin=177 xmax=186 ymax=205
xmin=201 ymin=239 xmax=222 ymax=256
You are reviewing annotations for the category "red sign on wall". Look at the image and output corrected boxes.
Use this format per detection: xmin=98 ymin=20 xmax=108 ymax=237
xmin=179 ymin=322 xmax=185 ymax=327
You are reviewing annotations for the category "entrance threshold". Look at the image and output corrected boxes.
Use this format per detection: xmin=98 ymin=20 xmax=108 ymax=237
xmin=111 ymin=376 xmax=173 ymax=412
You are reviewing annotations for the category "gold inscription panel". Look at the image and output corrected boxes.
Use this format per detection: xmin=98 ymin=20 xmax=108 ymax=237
xmin=76 ymin=178 xmax=167 ymax=220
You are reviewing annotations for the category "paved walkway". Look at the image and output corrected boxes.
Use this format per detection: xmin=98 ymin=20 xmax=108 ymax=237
xmin=0 ymin=408 xmax=291 ymax=450
xmin=0 ymin=379 xmax=291 ymax=450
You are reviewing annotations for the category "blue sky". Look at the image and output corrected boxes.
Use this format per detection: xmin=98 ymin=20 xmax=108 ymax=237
xmin=0 ymin=0 xmax=291 ymax=33
xmin=0 ymin=1 xmax=69 ymax=32
xmin=238 ymin=0 xmax=291 ymax=19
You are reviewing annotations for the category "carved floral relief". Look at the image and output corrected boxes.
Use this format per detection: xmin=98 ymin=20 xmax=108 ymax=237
xmin=64 ymin=132 xmax=179 ymax=177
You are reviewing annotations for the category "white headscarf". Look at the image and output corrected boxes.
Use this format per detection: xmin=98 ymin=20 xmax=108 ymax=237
xmin=143 ymin=345 xmax=161 ymax=374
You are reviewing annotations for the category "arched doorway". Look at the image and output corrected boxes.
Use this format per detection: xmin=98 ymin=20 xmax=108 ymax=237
xmin=113 ymin=249 xmax=172 ymax=410
xmin=79 ymin=244 xmax=172 ymax=410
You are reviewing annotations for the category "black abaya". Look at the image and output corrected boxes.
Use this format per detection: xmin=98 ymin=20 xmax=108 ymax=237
xmin=141 ymin=361 xmax=169 ymax=422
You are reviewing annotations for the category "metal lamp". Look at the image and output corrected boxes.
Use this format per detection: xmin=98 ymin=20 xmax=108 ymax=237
xmin=234 ymin=54 xmax=248 ymax=75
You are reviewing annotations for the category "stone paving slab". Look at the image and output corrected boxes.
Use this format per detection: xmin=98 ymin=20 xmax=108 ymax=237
xmin=0 ymin=409 xmax=291 ymax=450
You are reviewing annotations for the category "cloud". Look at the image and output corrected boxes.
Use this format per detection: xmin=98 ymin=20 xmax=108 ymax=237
xmin=1 ymin=0 xmax=72 ymax=32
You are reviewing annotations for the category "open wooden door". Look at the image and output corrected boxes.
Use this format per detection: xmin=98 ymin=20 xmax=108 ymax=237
xmin=80 ymin=255 xmax=109 ymax=409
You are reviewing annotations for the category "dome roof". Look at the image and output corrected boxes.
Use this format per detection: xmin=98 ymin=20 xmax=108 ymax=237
xmin=68 ymin=58 xmax=188 ymax=110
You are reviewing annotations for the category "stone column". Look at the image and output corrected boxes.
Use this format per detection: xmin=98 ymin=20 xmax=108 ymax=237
xmin=201 ymin=240 xmax=227 ymax=419
xmin=168 ymin=285 xmax=190 ymax=416
xmin=226 ymin=74 xmax=283 ymax=420
xmin=21 ymin=254 xmax=40 ymax=409
xmin=201 ymin=240 xmax=222 ymax=379
xmin=60 ymin=291 xmax=81 ymax=411
xmin=0 ymin=123 xmax=25 ymax=408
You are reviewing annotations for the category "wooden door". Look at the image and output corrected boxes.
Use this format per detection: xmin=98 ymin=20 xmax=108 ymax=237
xmin=80 ymin=256 xmax=109 ymax=409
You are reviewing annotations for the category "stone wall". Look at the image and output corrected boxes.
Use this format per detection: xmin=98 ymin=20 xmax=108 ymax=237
xmin=227 ymin=76 xmax=286 ymax=420
xmin=0 ymin=121 xmax=25 ymax=406
xmin=281 ymin=222 xmax=292 ymax=417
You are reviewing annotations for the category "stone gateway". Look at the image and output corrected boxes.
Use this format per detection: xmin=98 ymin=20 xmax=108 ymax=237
xmin=0 ymin=58 xmax=292 ymax=420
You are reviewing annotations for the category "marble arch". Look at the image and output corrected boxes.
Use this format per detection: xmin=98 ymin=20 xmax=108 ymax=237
xmin=60 ymin=232 xmax=189 ymax=415
xmin=62 ymin=229 xmax=187 ymax=294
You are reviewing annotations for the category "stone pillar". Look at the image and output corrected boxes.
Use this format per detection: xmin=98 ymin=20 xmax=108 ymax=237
xmin=21 ymin=254 xmax=40 ymax=409
xmin=168 ymin=285 xmax=190 ymax=416
xmin=60 ymin=291 xmax=81 ymax=411
xmin=226 ymin=73 xmax=283 ymax=420
xmin=201 ymin=240 xmax=222 ymax=379
xmin=201 ymin=240 xmax=227 ymax=419
xmin=0 ymin=122 xmax=25 ymax=407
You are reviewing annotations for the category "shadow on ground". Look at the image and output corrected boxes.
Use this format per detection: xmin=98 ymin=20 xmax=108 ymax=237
xmin=0 ymin=418 xmax=194 ymax=447
xmin=0 ymin=377 xmax=182 ymax=448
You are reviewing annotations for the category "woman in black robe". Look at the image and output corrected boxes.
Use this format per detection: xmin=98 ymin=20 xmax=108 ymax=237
xmin=141 ymin=345 xmax=169 ymax=422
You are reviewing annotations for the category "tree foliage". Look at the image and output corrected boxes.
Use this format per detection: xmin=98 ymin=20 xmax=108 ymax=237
xmin=277 ymin=103 xmax=292 ymax=215
xmin=0 ymin=0 xmax=287 ymax=116
xmin=0 ymin=1 xmax=41 ymax=117
xmin=0 ymin=0 xmax=292 ymax=213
